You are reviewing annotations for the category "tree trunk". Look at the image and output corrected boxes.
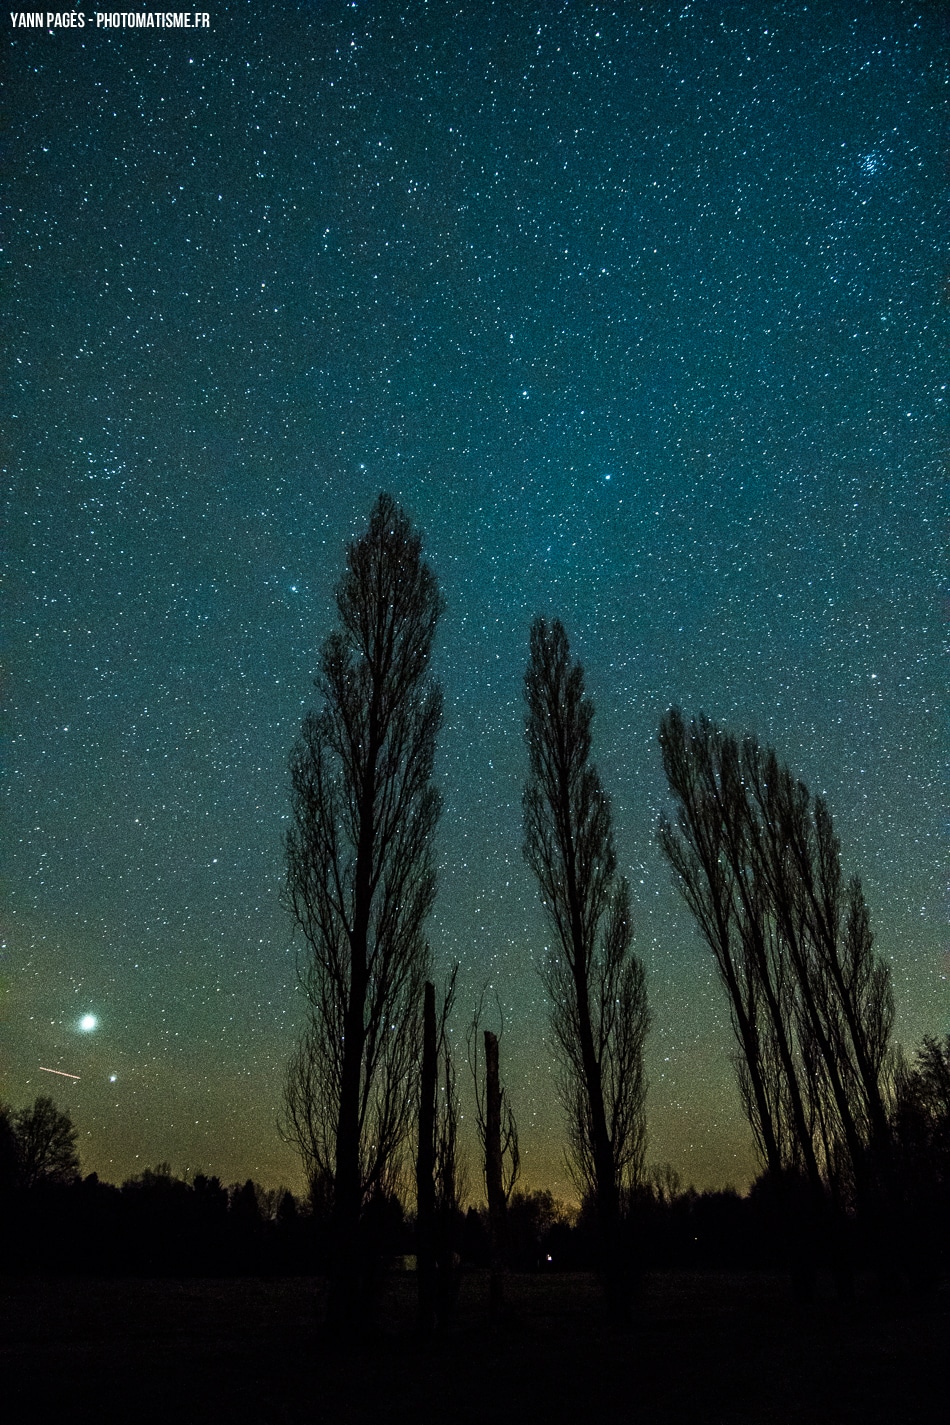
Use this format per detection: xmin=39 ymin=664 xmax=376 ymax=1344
xmin=565 ymin=868 xmax=625 ymax=1319
xmin=484 ymin=1030 xmax=506 ymax=1321
xmin=327 ymin=1006 xmax=366 ymax=1335
xmin=417 ymin=981 xmax=437 ymax=1335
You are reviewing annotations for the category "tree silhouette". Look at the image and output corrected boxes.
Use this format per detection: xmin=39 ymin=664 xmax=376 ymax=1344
xmin=483 ymin=1030 xmax=508 ymax=1319
xmin=416 ymin=969 xmax=461 ymax=1334
xmin=468 ymin=994 xmax=521 ymax=1209
xmin=506 ymin=1188 xmax=570 ymax=1269
xmin=523 ymin=617 xmax=650 ymax=1318
xmin=432 ymin=971 xmax=463 ymax=1328
xmin=7 ymin=1096 xmax=80 ymax=1189
xmin=282 ymin=492 xmax=444 ymax=1334
xmin=0 ymin=1105 xmax=19 ymax=1195
xmin=468 ymin=995 xmax=520 ymax=1319
xmin=658 ymin=708 xmax=894 ymax=1285
xmin=417 ymin=981 xmax=438 ymax=1334
xmin=892 ymin=1034 xmax=950 ymax=1284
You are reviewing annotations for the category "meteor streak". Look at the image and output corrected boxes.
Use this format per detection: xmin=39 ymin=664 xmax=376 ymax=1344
xmin=38 ymin=1066 xmax=80 ymax=1080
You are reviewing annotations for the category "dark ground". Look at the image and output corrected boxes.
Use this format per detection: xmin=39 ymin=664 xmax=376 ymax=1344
xmin=1 ymin=1270 xmax=945 ymax=1425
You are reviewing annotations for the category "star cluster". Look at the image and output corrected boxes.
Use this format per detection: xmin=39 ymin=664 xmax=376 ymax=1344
xmin=3 ymin=1 xmax=944 ymax=1196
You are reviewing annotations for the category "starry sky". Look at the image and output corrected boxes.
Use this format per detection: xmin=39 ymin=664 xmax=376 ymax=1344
xmin=3 ymin=0 xmax=945 ymax=1199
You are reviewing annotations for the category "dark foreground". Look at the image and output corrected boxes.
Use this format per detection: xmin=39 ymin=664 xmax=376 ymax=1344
xmin=1 ymin=1270 xmax=944 ymax=1425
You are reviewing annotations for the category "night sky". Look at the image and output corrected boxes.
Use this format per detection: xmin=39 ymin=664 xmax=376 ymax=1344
xmin=3 ymin=1 xmax=945 ymax=1200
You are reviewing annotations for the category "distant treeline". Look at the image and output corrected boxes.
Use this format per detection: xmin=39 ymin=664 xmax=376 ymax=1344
xmin=2 ymin=1160 xmax=947 ymax=1284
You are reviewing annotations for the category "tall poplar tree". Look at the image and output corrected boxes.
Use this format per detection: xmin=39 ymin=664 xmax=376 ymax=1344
xmin=283 ymin=493 xmax=443 ymax=1334
xmin=523 ymin=617 xmax=649 ymax=1318
xmin=658 ymin=707 xmax=895 ymax=1284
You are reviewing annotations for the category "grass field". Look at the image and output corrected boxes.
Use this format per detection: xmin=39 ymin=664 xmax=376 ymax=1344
xmin=2 ymin=1270 xmax=945 ymax=1424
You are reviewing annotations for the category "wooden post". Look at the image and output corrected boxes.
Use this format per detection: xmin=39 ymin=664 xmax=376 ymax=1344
xmin=484 ymin=1029 xmax=506 ymax=1319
